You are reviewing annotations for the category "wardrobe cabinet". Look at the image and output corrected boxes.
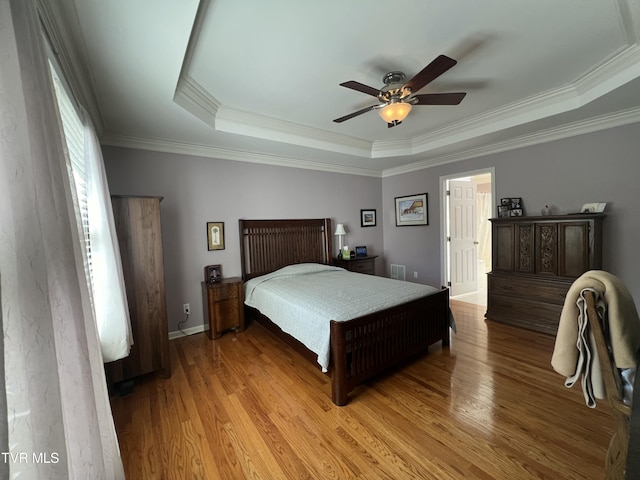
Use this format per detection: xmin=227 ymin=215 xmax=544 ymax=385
xmin=105 ymin=195 xmax=171 ymax=385
xmin=487 ymin=213 xmax=604 ymax=334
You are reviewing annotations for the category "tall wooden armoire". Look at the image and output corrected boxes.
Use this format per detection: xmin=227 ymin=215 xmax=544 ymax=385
xmin=487 ymin=213 xmax=605 ymax=335
xmin=105 ymin=195 xmax=171 ymax=385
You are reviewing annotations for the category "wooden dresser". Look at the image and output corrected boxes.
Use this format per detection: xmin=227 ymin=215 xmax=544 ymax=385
xmin=487 ymin=213 xmax=604 ymax=334
xmin=333 ymin=255 xmax=378 ymax=275
xmin=106 ymin=195 xmax=171 ymax=385
xmin=202 ymin=277 xmax=245 ymax=339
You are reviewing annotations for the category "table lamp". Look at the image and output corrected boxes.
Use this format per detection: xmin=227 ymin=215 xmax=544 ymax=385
xmin=334 ymin=224 xmax=346 ymax=257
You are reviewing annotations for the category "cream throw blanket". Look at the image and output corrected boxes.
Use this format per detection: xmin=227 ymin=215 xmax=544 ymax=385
xmin=551 ymin=270 xmax=640 ymax=407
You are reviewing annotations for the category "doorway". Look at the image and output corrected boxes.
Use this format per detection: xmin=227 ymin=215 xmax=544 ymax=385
xmin=440 ymin=168 xmax=494 ymax=307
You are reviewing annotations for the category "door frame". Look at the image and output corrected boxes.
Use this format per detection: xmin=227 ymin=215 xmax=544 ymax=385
xmin=439 ymin=167 xmax=495 ymax=290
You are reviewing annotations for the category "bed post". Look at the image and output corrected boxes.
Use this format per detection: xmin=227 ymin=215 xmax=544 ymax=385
xmin=442 ymin=288 xmax=451 ymax=347
xmin=239 ymin=219 xmax=247 ymax=281
xmin=330 ymin=320 xmax=348 ymax=406
xmin=323 ymin=218 xmax=332 ymax=264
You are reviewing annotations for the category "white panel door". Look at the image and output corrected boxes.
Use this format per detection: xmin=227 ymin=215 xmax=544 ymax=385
xmin=449 ymin=180 xmax=478 ymax=296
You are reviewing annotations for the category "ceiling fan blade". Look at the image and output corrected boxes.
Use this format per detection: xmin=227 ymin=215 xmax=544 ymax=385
xmin=339 ymin=81 xmax=380 ymax=97
xmin=403 ymin=55 xmax=457 ymax=94
xmin=333 ymin=105 xmax=377 ymax=123
xmin=412 ymin=92 xmax=466 ymax=105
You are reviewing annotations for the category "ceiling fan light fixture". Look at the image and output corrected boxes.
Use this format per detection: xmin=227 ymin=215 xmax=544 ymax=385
xmin=378 ymin=101 xmax=412 ymax=124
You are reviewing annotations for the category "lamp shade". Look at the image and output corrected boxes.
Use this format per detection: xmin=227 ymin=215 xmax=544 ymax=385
xmin=334 ymin=224 xmax=346 ymax=236
xmin=378 ymin=102 xmax=412 ymax=123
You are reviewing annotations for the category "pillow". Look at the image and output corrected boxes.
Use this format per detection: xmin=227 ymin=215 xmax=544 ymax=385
xmin=272 ymin=263 xmax=344 ymax=277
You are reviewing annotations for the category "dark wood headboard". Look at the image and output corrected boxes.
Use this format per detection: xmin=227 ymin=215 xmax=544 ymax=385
xmin=239 ymin=218 xmax=333 ymax=281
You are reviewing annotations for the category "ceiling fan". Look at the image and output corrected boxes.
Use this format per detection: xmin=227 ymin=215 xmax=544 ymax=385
xmin=333 ymin=55 xmax=466 ymax=128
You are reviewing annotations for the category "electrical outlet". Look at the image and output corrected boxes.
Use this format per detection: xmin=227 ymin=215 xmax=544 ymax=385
xmin=413 ymin=271 xmax=418 ymax=279
xmin=183 ymin=303 xmax=191 ymax=315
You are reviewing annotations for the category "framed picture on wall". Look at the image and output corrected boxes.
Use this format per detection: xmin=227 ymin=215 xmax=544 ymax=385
xmin=207 ymin=222 xmax=225 ymax=250
xmin=395 ymin=193 xmax=428 ymax=226
xmin=360 ymin=209 xmax=376 ymax=227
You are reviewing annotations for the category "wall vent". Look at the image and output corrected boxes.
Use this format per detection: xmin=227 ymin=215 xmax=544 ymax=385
xmin=390 ymin=264 xmax=406 ymax=281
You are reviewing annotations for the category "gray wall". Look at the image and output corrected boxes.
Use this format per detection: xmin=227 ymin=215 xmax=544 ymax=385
xmin=382 ymin=122 xmax=640 ymax=301
xmin=103 ymin=147 xmax=383 ymax=333
xmin=105 ymin=122 xmax=640 ymax=334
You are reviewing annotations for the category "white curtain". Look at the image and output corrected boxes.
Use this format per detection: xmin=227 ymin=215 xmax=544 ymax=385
xmin=83 ymin=110 xmax=133 ymax=362
xmin=0 ymin=0 xmax=125 ymax=477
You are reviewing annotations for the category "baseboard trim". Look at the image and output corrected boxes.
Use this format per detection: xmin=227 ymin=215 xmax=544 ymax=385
xmin=168 ymin=324 xmax=207 ymax=340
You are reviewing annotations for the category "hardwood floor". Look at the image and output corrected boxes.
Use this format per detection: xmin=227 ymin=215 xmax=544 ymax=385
xmin=110 ymin=300 xmax=613 ymax=479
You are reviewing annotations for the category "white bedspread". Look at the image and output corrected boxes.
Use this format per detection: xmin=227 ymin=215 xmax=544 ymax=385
xmin=244 ymin=263 xmax=439 ymax=371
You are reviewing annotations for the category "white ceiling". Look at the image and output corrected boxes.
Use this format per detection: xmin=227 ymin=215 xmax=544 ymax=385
xmin=50 ymin=0 xmax=640 ymax=176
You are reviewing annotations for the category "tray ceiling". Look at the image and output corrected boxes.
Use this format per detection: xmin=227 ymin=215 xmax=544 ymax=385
xmin=49 ymin=0 xmax=640 ymax=176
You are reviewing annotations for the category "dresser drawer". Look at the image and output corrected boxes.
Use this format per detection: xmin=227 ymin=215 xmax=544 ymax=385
xmin=212 ymin=283 xmax=240 ymax=301
xmin=487 ymin=294 xmax=563 ymax=335
xmin=350 ymin=261 xmax=374 ymax=274
xmin=333 ymin=256 xmax=377 ymax=275
xmin=488 ymin=274 xmax=569 ymax=306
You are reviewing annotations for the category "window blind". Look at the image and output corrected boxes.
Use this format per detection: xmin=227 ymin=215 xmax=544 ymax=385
xmin=46 ymin=55 xmax=132 ymax=363
xmin=49 ymin=61 xmax=94 ymax=292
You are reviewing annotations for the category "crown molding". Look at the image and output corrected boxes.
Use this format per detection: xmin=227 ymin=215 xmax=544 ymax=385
xmin=100 ymin=105 xmax=640 ymax=181
xmin=100 ymin=134 xmax=382 ymax=177
xmin=382 ymin=106 xmax=640 ymax=177
xmin=215 ymin=107 xmax=374 ymax=157
xmin=173 ymin=74 xmax=374 ymax=157
xmin=573 ymin=44 xmax=640 ymax=102
xmin=173 ymin=74 xmax=220 ymax=129
xmin=616 ymin=0 xmax=639 ymax=44
xmin=375 ymin=45 xmax=640 ymax=160
xmin=175 ymin=44 xmax=640 ymax=161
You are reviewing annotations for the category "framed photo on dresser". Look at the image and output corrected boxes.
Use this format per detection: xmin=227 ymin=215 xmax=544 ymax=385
xmin=204 ymin=264 xmax=222 ymax=283
xmin=497 ymin=198 xmax=525 ymax=217
xmin=498 ymin=205 xmax=510 ymax=218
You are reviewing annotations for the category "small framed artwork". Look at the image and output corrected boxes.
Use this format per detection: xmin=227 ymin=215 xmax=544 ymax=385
xmin=204 ymin=264 xmax=222 ymax=283
xmin=360 ymin=209 xmax=376 ymax=227
xmin=355 ymin=245 xmax=367 ymax=257
xmin=497 ymin=197 xmax=525 ymax=218
xmin=207 ymin=221 xmax=225 ymax=250
xmin=395 ymin=193 xmax=428 ymax=226
xmin=580 ymin=202 xmax=606 ymax=213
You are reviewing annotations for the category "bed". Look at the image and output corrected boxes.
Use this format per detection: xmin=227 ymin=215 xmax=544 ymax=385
xmin=239 ymin=218 xmax=451 ymax=406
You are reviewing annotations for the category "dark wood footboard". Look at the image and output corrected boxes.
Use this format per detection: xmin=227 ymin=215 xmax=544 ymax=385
xmin=330 ymin=288 xmax=450 ymax=406
xmin=239 ymin=218 xmax=452 ymax=406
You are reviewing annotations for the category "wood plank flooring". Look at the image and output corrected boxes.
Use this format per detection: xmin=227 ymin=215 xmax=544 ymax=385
xmin=110 ymin=300 xmax=614 ymax=479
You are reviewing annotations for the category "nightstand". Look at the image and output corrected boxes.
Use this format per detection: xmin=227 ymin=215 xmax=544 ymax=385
xmin=333 ymin=255 xmax=378 ymax=275
xmin=201 ymin=277 xmax=245 ymax=339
